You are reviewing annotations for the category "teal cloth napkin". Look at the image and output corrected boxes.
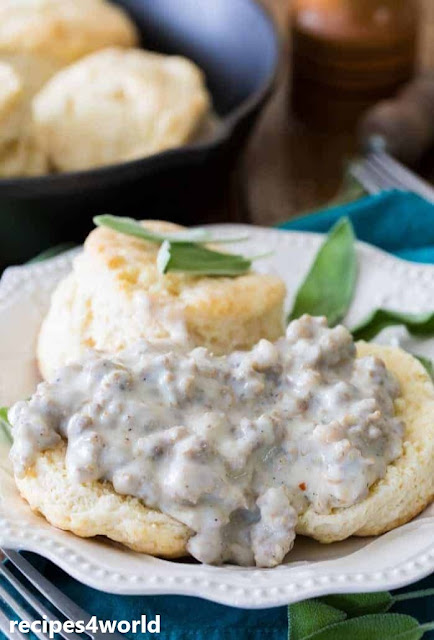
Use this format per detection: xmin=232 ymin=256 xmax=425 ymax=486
xmin=282 ymin=189 xmax=434 ymax=263
xmin=2 ymin=190 xmax=434 ymax=640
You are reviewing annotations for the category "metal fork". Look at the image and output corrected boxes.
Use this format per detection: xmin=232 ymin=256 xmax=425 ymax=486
xmin=350 ymin=139 xmax=434 ymax=204
xmin=0 ymin=550 xmax=124 ymax=640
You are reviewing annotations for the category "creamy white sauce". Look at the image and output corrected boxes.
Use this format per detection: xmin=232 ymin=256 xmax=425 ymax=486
xmin=9 ymin=316 xmax=404 ymax=567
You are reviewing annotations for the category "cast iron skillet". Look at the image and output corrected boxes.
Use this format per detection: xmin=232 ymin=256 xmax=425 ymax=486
xmin=0 ymin=0 xmax=280 ymax=266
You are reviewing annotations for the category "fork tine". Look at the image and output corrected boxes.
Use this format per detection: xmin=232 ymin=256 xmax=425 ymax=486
xmin=3 ymin=551 xmax=125 ymax=640
xmin=370 ymin=152 xmax=434 ymax=203
xmin=2 ymin=552 xmax=89 ymax=623
xmin=0 ymin=606 xmax=28 ymax=640
xmin=0 ymin=582 xmax=48 ymax=640
xmin=349 ymin=161 xmax=383 ymax=194
xmin=361 ymin=157 xmax=397 ymax=192
xmin=350 ymin=149 xmax=434 ymax=202
xmin=0 ymin=563 xmax=83 ymax=640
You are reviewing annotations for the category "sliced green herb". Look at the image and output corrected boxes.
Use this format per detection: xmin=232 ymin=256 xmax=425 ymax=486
xmin=288 ymin=599 xmax=346 ymax=640
xmin=93 ymin=215 xmax=249 ymax=245
xmin=29 ymin=242 xmax=76 ymax=263
xmin=294 ymin=614 xmax=432 ymax=640
xmin=352 ymin=309 xmax=434 ymax=342
xmin=157 ymin=241 xmax=253 ymax=276
xmin=288 ymin=218 xmax=357 ymax=326
xmin=320 ymin=592 xmax=393 ymax=617
xmin=93 ymin=215 xmax=258 ymax=277
xmin=0 ymin=407 xmax=11 ymax=444
xmin=320 ymin=589 xmax=434 ymax=621
xmin=288 ymin=589 xmax=434 ymax=639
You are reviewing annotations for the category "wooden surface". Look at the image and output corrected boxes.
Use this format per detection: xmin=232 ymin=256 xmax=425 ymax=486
xmin=239 ymin=0 xmax=434 ymax=227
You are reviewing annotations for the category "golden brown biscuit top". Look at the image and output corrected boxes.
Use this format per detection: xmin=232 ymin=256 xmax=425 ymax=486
xmin=85 ymin=219 xmax=286 ymax=309
xmin=0 ymin=0 xmax=139 ymax=64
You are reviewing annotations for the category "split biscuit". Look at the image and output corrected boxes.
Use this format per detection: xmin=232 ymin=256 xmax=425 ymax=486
xmin=15 ymin=344 xmax=434 ymax=557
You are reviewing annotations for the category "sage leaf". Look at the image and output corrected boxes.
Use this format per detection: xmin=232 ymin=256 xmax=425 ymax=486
xmin=0 ymin=407 xmax=12 ymax=444
xmin=298 ymin=614 xmax=424 ymax=640
xmin=288 ymin=599 xmax=346 ymax=640
xmin=94 ymin=215 xmax=248 ymax=245
xmin=288 ymin=218 xmax=357 ymax=326
xmin=157 ymin=241 xmax=252 ymax=276
xmin=352 ymin=309 xmax=434 ymax=342
xmin=29 ymin=242 xmax=76 ymax=263
xmin=94 ymin=215 xmax=256 ymax=276
xmin=321 ymin=592 xmax=393 ymax=617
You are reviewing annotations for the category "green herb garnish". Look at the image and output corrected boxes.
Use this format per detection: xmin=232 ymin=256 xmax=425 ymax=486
xmin=288 ymin=599 xmax=346 ymax=639
xmin=0 ymin=407 xmax=11 ymax=444
xmin=321 ymin=592 xmax=394 ymax=617
xmin=288 ymin=589 xmax=434 ymax=639
xmin=288 ymin=218 xmax=357 ymax=326
xmin=93 ymin=215 xmax=258 ymax=276
xmin=352 ymin=309 xmax=434 ymax=342
xmin=29 ymin=242 xmax=77 ymax=263
xmin=93 ymin=215 xmax=249 ymax=245
xmin=287 ymin=220 xmax=434 ymax=374
xmin=157 ymin=240 xmax=256 ymax=276
xmin=295 ymin=613 xmax=432 ymax=640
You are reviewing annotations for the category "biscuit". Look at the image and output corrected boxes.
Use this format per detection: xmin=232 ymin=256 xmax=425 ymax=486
xmin=15 ymin=345 xmax=434 ymax=558
xmin=0 ymin=136 xmax=48 ymax=177
xmin=32 ymin=48 xmax=212 ymax=171
xmin=0 ymin=62 xmax=22 ymax=125
xmin=15 ymin=443 xmax=191 ymax=558
xmin=0 ymin=0 xmax=138 ymax=176
xmin=37 ymin=220 xmax=286 ymax=380
xmin=0 ymin=0 xmax=138 ymax=65
xmin=297 ymin=343 xmax=434 ymax=542
xmin=0 ymin=53 xmax=60 ymax=145
xmin=0 ymin=54 xmax=59 ymax=176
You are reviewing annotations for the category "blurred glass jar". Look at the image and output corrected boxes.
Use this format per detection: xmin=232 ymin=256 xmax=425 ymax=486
xmin=291 ymin=0 xmax=420 ymax=130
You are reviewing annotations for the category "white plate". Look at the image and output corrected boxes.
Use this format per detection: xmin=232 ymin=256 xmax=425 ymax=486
xmin=0 ymin=224 xmax=433 ymax=609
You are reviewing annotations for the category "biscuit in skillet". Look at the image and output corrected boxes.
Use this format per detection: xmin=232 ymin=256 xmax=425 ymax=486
xmin=0 ymin=0 xmax=138 ymax=65
xmin=0 ymin=62 xmax=21 ymax=124
xmin=0 ymin=54 xmax=58 ymax=176
xmin=0 ymin=54 xmax=60 ymax=145
xmin=0 ymin=0 xmax=138 ymax=176
xmin=32 ymin=48 xmax=212 ymax=172
xmin=0 ymin=136 xmax=48 ymax=177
